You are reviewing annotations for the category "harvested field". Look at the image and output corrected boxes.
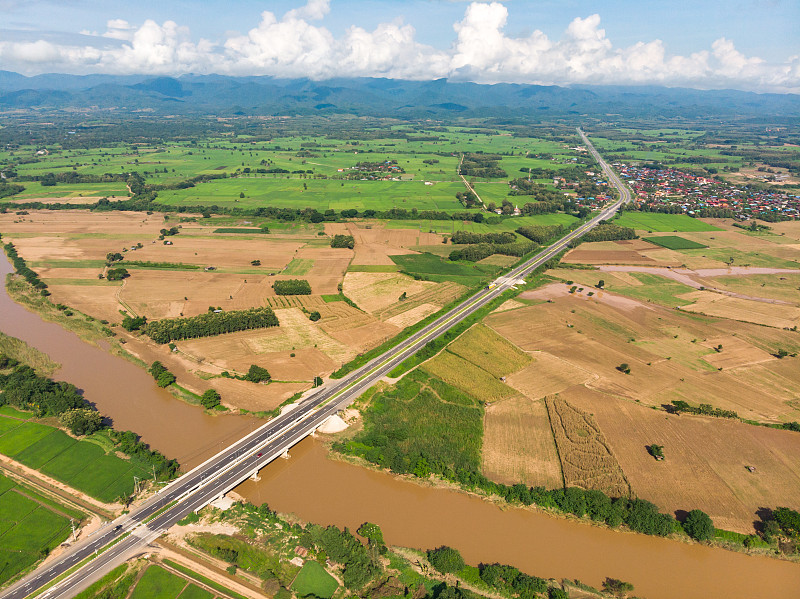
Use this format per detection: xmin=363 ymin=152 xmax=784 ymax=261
xmin=180 ymin=308 xmax=354 ymax=367
xmin=211 ymin=378 xmax=308 ymax=413
xmin=342 ymin=272 xmax=435 ymax=314
xmin=46 ymin=284 xmax=125 ymax=323
xmin=488 ymin=289 xmax=800 ymax=423
xmin=385 ymin=303 xmax=440 ymax=328
xmin=699 ymin=336 xmax=776 ymax=370
xmin=325 ymin=320 xmax=399 ymax=354
xmin=564 ymin=246 xmax=659 ymax=266
xmin=505 ymin=353 xmax=596 ymax=399
xmin=492 ymin=299 xmax=526 ymax=313
xmin=545 ymin=395 xmax=631 ymax=498
xmin=679 ymin=291 xmax=800 ymax=329
xmin=421 ymin=351 xmax=515 ymax=402
xmin=477 ymin=254 xmax=519 ymax=267
xmin=377 ymin=281 xmax=464 ymax=321
xmin=446 ymin=324 xmax=531 ymax=378
xmin=346 ymin=223 xmax=430 ymax=266
xmin=482 ymin=395 xmax=563 ymax=489
xmin=561 ymin=387 xmax=800 ymax=533
xmin=119 ymin=271 xmax=272 ymax=319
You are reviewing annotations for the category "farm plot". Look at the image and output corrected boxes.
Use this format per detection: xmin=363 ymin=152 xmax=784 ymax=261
xmin=561 ymin=387 xmax=800 ymax=533
xmin=642 ymin=236 xmax=707 ymax=250
xmin=545 ymin=396 xmax=631 ymax=497
xmin=0 ymin=417 xmax=147 ymax=502
xmin=446 ymin=324 xmax=531 ymax=378
xmin=342 ymin=272 xmax=436 ymax=314
xmin=291 ymin=560 xmax=338 ymax=599
xmin=489 ymin=287 xmax=800 ymax=423
xmin=679 ymin=290 xmax=800 ymax=329
xmin=613 ymin=213 xmax=722 ymax=232
xmin=482 ymin=396 xmax=563 ymax=489
xmin=0 ymin=472 xmax=83 ymax=586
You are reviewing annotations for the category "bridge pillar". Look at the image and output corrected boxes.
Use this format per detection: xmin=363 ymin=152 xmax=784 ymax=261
xmin=281 ymin=449 xmax=290 ymax=459
xmin=250 ymin=470 xmax=261 ymax=482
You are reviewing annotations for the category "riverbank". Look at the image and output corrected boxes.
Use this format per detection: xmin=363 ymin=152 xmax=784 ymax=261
xmin=321 ymin=436 xmax=795 ymax=563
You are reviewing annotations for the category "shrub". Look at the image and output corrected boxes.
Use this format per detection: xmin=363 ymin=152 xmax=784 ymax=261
xmin=245 ymin=364 xmax=271 ymax=383
xmin=121 ymin=315 xmax=147 ymax=331
xmin=309 ymin=311 xmax=321 ymax=322
xmin=274 ymin=279 xmax=312 ymax=295
xmin=427 ymin=546 xmax=465 ymax=574
xmin=59 ymin=408 xmax=103 ymax=436
xmin=106 ymin=267 xmax=129 ymax=281
xmin=200 ymin=389 xmax=221 ymax=409
xmin=149 ymin=361 xmax=176 ymax=387
xmin=683 ymin=509 xmax=714 ymax=541
xmin=331 ymin=235 xmax=355 ymax=249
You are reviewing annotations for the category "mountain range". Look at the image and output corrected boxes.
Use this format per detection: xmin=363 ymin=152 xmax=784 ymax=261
xmin=1 ymin=71 xmax=798 ymax=119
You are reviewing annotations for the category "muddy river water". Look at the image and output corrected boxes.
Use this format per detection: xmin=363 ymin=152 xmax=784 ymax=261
xmin=2 ymin=254 xmax=799 ymax=598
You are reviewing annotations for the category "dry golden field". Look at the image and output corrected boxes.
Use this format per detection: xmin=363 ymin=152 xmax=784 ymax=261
xmin=560 ymin=386 xmax=800 ymax=533
xmin=545 ymin=395 xmax=631 ymax=498
xmin=0 ymin=210 xmax=468 ymax=411
xmin=482 ymin=395 xmax=563 ymax=489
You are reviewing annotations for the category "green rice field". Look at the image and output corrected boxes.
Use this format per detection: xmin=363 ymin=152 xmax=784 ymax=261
xmin=614 ymin=213 xmax=722 ymax=232
xmin=0 ymin=414 xmax=150 ymax=503
xmin=643 ymin=235 xmax=708 ymax=250
xmin=0 ymin=472 xmax=84 ymax=585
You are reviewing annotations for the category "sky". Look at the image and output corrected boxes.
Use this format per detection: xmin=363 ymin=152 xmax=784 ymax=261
xmin=1 ymin=0 xmax=798 ymax=93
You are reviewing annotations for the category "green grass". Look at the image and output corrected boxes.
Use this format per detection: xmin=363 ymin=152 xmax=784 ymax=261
xmin=341 ymin=370 xmax=483 ymax=476
xmin=0 ymin=418 xmax=147 ymax=502
xmin=213 ymin=228 xmax=269 ymax=234
xmin=282 ymin=258 xmax=315 ymax=275
xmin=643 ymin=235 xmax=707 ymax=250
xmin=682 ymin=247 xmax=800 ymax=269
xmin=291 ymin=561 xmax=338 ymax=599
xmin=0 ymin=332 xmax=60 ymax=376
xmin=390 ymin=252 xmax=500 ymax=284
xmin=130 ymin=565 xmax=188 ymax=599
xmin=178 ymin=584 xmax=214 ymax=599
xmin=0 ymin=406 xmax=33 ymax=420
xmin=386 ymin=213 xmax=578 ymax=234
xmin=0 ymin=472 xmax=78 ymax=585
xmin=162 ymin=559 xmax=250 ymax=599
xmin=608 ymin=272 xmax=696 ymax=307
xmin=157 ymin=178 xmax=467 ymax=212
xmin=614 ymin=213 xmax=721 ymax=232
xmin=346 ymin=264 xmax=400 ymax=272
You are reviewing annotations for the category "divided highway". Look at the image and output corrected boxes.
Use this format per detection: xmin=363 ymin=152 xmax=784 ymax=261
xmin=1 ymin=128 xmax=631 ymax=599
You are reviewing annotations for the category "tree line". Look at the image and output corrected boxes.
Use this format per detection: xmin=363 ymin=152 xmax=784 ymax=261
xmin=145 ymin=307 xmax=279 ymax=344
xmin=516 ymin=224 xmax=566 ymax=243
xmin=450 ymin=231 xmax=517 ymax=245
xmin=2 ymin=239 xmax=48 ymax=292
xmin=449 ymin=241 xmax=535 ymax=262
xmin=580 ymin=223 xmax=637 ymax=242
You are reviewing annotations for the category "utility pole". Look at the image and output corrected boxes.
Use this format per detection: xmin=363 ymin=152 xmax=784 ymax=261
xmin=134 ymin=476 xmax=141 ymax=495
xmin=70 ymin=518 xmax=77 ymax=542
xmin=152 ymin=464 xmax=157 ymax=483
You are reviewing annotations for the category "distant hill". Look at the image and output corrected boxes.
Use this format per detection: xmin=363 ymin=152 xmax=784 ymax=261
xmin=0 ymin=71 xmax=797 ymax=118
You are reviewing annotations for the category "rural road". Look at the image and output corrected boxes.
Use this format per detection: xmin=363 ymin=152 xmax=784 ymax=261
xmin=0 ymin=127 xmax=631 ymax=599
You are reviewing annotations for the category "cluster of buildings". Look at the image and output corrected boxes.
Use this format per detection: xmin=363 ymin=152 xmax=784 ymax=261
xmin=615 ymin=164 xmax=799 ymax=220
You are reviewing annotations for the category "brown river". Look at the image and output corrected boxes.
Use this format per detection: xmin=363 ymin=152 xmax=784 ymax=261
xmin=2 ymin=254 xmax=799 ymax=598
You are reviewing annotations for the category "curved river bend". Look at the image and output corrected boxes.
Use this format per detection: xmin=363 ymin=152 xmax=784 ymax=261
xmin=1 ymin=254 xmax=799 ymax=598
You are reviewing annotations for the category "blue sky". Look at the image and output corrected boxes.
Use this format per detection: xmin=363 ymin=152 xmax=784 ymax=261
xmin=1 ymin=0 xmax=798 ymax=92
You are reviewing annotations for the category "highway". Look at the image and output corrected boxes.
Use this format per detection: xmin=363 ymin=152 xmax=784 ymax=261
xmin=0 ymin=128 xmax=631 ymax=599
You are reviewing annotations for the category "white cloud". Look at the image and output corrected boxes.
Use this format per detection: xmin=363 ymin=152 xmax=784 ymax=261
xmin=0 ymin=0 xmax=797 ymax=93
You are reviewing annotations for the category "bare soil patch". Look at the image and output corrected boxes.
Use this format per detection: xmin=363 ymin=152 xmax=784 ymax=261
xmin=679 ymin=291 xmax=800 ymax=329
